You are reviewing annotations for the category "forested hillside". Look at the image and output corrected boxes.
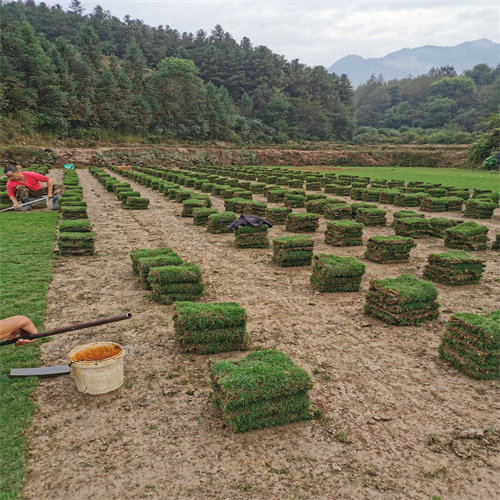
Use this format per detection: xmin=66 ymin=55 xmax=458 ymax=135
xmin=353 ymin=65 xmax=500 ymax=144
xmin=0 ymin=0 xmax=354 ymax=143
xmin=0 ymin=1 xmax=498 ymax=148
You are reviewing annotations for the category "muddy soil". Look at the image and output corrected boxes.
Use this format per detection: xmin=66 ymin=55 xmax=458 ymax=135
xmin=23 ymin=168 xmax=499 ymax=499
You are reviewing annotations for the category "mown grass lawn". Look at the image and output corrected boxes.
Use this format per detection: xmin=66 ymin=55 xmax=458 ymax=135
xmin=0 ymin=211 xmax=58 ymax=499
xmin=288 ymin=166 xmax=500 ymax=193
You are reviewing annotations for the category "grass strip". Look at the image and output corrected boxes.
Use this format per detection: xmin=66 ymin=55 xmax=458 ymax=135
xmin=0 ymin=211 xmax=58 ymax=498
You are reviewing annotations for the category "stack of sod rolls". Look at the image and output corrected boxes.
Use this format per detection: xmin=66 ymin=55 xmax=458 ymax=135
xmin=335 ymin=185 xmax=351 ymax=196
xmin=364 ymin=236 xmax=416 ymax=263
xmin=361 ymin=189 xmax=381 ymax=202
xmin=364 ymin=274 xmax=439 ymax=326
xmin=265 ymin=207 xmax=292 ymax=224
xmin=429 ymin=217 xmax=463 ymax=237
xmin=394 ymin=193 xmax=420 ymax=207
xmin=123 ymin=196 xmax=149 ymax=209
xmin=443 ymin=196 xmax=464 ymax=211
xmin=310 ymin=254 xmax=365 ymax=292
xmin=243 ymin=201 xmax=267 ymax=217
xmin=285 ymin=213 xmax=320 ymax=232
xmin=172 ymin=301 xmax=251 ymax=354
xmin=210 ymin=350 xmax=313 ymax=432
xmin=58 ymin=232 xmax=95 ymax=256
xmin=355 ymin=207 xmax=386 ymax=226
xmin=59 ymin=219 xmax=92 ymax=233
xmin=444 ymin=221 xmax=489 ymax=251
xmin=182 ymin=198 xmax=208 ymax=217
xmin=420 ymin=197 xmax=449 ymax=212
xmin=130 ymin=247 xmax=179 ymax=274
xmin=61 ymin=205 xmax=87 ymax=220
xmin=207 ymin=212 xmax=236 ymax=233
xmin=350 ymin=202 xmax=377 ymax=218
xmin=224 ymin=197 xmax=246 ymax=213
xmin=284 ymin=194 xmax=305 ymax=208
xmin=137 ymin=253 xmax=184 ymax=289
xmin=193 ymin=208 xmax=218 ymax=226
xmin=392 ymin=210 xmax=425 ymax=222
xmin=379 ymin=189 xmax=401 ymax=204
xmin=267 ymin=189 xmax=287 ymax=203
xmin=272 ymin=235 xmax=314 ymax=267
xmin=423 ymin=250 xmax=485 ymax=285
xmin=393 ymin=217 xmax=432 ymax=238
xmin=324 ymin=220 xmax=363 ymax=246
xmin=492 ymin=234 xmax=500 ymax=250
xmin=463 ymin=199 xmax=497 ymax=219
xmin=234 ymin=225 xmax=270 ymax=248
xmin=148 ymin=263 xmax=203 ymax=304
xmin=439 ymin=311 xmax=499 ymax=380
xmin=324 ymin=203 xmax=351 ymax=220
xmin=305 ymin=199 xmax=329 ymax=214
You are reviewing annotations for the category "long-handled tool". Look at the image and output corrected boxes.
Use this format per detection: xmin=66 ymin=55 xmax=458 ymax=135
xmin=1 ymin=196 xmax=48 ymax=212
xmin=0 ymin=312 xmax=132 ymax=347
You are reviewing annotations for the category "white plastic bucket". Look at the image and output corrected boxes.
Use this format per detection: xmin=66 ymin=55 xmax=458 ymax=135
xmin=69 ymin=342 xmax=124 ymax=394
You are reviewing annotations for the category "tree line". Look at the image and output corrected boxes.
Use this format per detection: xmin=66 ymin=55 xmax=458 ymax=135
xmin=353 ymin=64 xmax=500 ymax=145
xmin=0 ymin=0 xmax=354 ymax=143
xmin=0 ymin=0 xmax=498 ymax=147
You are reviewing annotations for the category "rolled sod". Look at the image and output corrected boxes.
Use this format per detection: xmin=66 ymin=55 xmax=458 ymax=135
xmin=182 ymin=198 xmax=208 ymax=217
xmin=148 ymin=263 xmax=203 ymax=304
xmin=492 ymin=234 xmax=500 ymax=251
xmin=58 ymin=231 xmax=95 ymax=256
xmin=234 ymin=225 xmax=270 ymax=248
xmin=193 ymin=208 xmax=218 ymax=226
xmin=310 ymin=254 xmax=366 ymax=292
xmin=207 ymin=211 xmax=237 ymax=234
xmin=61 ymin=205 xmax=87 ymax=220
xmin=429 ymin=217 xmax=463 ymax=237
xmin=393 ymin=217 xmax=432 ymax=238
xmin=463 ymin=199 xmax=497 ymax=219
xmin=265 ymin=206 xmax=292 ymax=224
xmin=284 ymin=194 xmax=306 ymax=208
xmin=423 ymin=250 xmax=485 ymax=285
xmin=350 ymin=202 xmax=377 ymax=218
xmin=123 ymin=196 xmax=149 ymax=209
xmin=364 ymin=236 xmax=416 ymax=263
xmin=58 ymin=218 xmax=92 ymax=233
xmin=355 ymin=207 xmax=387 ymax=226
xmin=439 ymin=311 xmax=499 ymax=380
xmin=210 ymin=350 xmax=313 ymax=432
xmin=444 ymin=221 xmax=489 ymax=251
xmin=172 ymin=301 xmax=251 ymax=354
xmin=137 ymin=253 xmax=184 ymax=289
xmin=130 ymin=247 xmax=176 ymax=275
xmin=324 ymin=219 xmax=363 ymax=246
xmin=272 ymin=235 xmax=314 ymax=267
xmin=323 ymin=203 xmax=350 ymax=220
xmin=364 ymin=273 xmax=439 ymax=326
xmin=285 ymin=213 xmax=319 ymax=233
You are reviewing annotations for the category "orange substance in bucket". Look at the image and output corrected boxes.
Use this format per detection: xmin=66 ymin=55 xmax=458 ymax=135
xmin=71 ymin=344 xmax=122 ymax=362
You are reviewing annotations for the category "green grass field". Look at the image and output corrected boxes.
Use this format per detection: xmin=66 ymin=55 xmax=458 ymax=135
xmin=0 ymin=211 xmax=58 ymax=499
xmin=288 ymin=166 xmax=500 ymax=193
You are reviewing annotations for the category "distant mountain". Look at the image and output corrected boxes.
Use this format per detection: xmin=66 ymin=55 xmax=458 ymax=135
xmin=328 ymin=39 xmax=500 ymax=87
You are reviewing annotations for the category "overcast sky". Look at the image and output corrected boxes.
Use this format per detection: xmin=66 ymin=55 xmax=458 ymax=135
xmin=42 ymin=0 xmax=499 ymax=67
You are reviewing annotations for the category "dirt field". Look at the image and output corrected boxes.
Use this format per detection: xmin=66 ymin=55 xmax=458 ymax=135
xmin=23 ymin=167 xmax=499 ymax=499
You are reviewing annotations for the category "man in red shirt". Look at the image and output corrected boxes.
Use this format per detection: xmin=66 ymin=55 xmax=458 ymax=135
xmin=4 ymin=165 xmax=65 ymax=210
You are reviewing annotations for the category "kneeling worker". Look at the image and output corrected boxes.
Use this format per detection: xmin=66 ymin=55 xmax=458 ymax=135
xmin=4 ymin=165 xmax=65 ymax=210
xmin=0 ymin=316 xmax=37 ymax=346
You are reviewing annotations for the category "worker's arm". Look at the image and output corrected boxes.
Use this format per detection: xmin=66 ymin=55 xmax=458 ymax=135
xmin=46 ymin=178 xmax=53 ymax=198
xmin=0 ymin=316 xmax=37 ymax=346
xmin=8 ymin=194 xmax=20 ymax=210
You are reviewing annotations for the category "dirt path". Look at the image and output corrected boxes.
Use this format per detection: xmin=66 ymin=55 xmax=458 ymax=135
xmin=23 ymin=168 xmax=499 ymax=499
